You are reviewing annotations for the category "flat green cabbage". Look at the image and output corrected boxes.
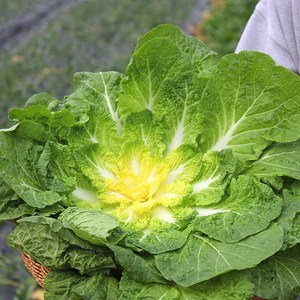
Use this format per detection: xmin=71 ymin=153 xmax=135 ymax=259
xmin=1 ymin=24 xmax=300 ymax=299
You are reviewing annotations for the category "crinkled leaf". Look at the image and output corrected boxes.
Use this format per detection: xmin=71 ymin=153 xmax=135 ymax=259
xmin=0 ymin=177 xmax=19 ymax=201
xmin=194 ymin=176 xmax=282 ymax=243
xmin=155 ymin=224 xmax=283 ymax=286
xmin=178 ymin=270 xmax=254 ymax=300
xmin=18 ymin=216 xmax=99 ymax=251
xmin=198 ymin=51 xmax=300 ymax=162
xmin=251 ymin=245 xmax=300 ymax=300
xmin=66 ymin=71 xmax=123 ymax=147
xmin=122 ymin=110 xmax=166 ymax=157
xmin=124 ymin=225 xmax=192 ymax=254
xmin=0 ymin=133 xmax=65 ymax=208
xmin=66 ymin=248 xmax=115 ymax=275
xmin=119 ymin=25 xmax=217 ymax=152
xmin=44 ymin=271 xmax=119 ymax=300
xmin=245 ymin=140 xmax=300 ymax=180
xmin=288 ymin=213 xmax=300 ymax=248
xmin=0 ymin=199 xmax=35 ymax=221
xmin=190 ymin=149 xmax=236 ymax=205
xmin=59 ymin=207 xmax=120 ymax=245
xmin=277 ymin=189 xmax=300 ymax=250
xmin=119 ymin=270 xmax=255 ymax=300
xmin=119 ymin=273 xmax=180 ymax=300
xmin=7 ymin=221 xmax=69 ymax=268
xmin=109 ymin=245 xmax=166 ymax=284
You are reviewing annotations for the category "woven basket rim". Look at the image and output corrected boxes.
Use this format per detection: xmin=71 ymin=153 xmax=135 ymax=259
xmin=21 ymin=253 xmax=49 ymax=288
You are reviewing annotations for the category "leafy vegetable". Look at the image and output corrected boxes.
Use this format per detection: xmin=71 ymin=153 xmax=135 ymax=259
xmin=0 ymin=24 xmax=300 ymax=299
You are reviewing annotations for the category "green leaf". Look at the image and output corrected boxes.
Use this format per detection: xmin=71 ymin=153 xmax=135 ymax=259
xmin=277 ymin=189 xmax=300 ymax=250
xmin=7 ymin=221 xmax=69 ymax=268
xmin=190 ymin=149 xmax=237 ymax=206
xmin=178 ymin=270 xmax=254 ymax=300
xmin=251 ymin=245 xmax=300 ymax=300
xmin=244 ymin=140 xmax=300 ymax=180
xmin=0 ymin=199 xmax=35 ymax=221
xmin=44 ymin=271 xmax=120 ymax=300
xmin=24 ymin=92 xmax=59 ymax=108
xmin=119 ymin=270 xmax=255 ymax=300
xmin=119 ymin=24 xmax=216 ymax=152
xmin=17 ymin=216 xmax=99 ymax=250
xmin=124 ymin=225 xmax=192 ymax=254
xmin=0 ymin=133 xmax=65 ymax=208
xmin=66 ymin=71 xmax=123 ymax=136
xmin=288 ymin=213 xmax=300 ymax=248
xmin=9 ymin=105 xmax=52 ymax=124
xmin=109 ymin=245 xmax=166 ymax=284
xmin=119 ymin=273 xmax=180 ymax=300
xmin=122 ymin=110 xmax=166 ymax=157
xmin=0 ymin=177 xmax=19 ymax=201
xmin=134 ymin=24 xmax=218 ymax=77
xmin=66 ymin=248 xmax=115 ymax=275
xmin=198 ymin=51 xmax=300 ymax=162
xmin=155 ymin=224 xmax=283 ymax=286
xmin=59 ymin=207 xmax=120 ymax=245
xmin=193 ymin=176 xmax=282 ymax=243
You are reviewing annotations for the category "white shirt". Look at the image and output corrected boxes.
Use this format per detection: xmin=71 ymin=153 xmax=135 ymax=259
xmin=236 ymin=0 xmax=300 ymax=74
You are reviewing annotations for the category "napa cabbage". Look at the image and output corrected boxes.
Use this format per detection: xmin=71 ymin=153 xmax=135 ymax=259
xmin=1 ymin=24 xmax=300 ymax=299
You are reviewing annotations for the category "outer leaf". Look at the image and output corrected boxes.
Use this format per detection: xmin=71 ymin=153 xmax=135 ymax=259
xmin=18 ymin=215 xmax=99 ymax=251
xmin=9 ymin=98 xmax=75 ymax=139
xmin=0 ymin=133 xmax=64 ymax=208
xmin=119 ymin=24 xmax=216 ymax=116
xmin=119 ymin=24 xmax=217 ymax=152
xmin=134 ymin=24 xmax=217 ymax=76
xmin=119 ymin=273 xmax=180 ymax=300
xmin=66 ymin=71 xmax=123 ymax=149
xmin=109 ymin=245 xmax=166 ymax=284
xmin=0 ymin=176 xmax=19 ymax=201
xmin=67 ymin=71 xmax=122 ymax=126
xmin=155 ymin=224 xmax=283 ymax=286
xmin=66 ymin=248 xmax=115 ymax=275
xmin=59 ymin=207 xmax=120 ymax=245
xmin=124 ymin=225 xmax=192 ymax=254
xmin=198 ymin=51 xmax=300 ymax=162
xmin=178 ymin=270 xmax=254 ymax=300
xmin=24 ymin=92 xmax=59 ymax=108
xmin=7 ymin=222 xmax=69 ymax=268
xmin=251 ymin=245 xmax=300 ymax=300
xmin=244 ymin=140 xmax=300 ymax=180
xmin=288 ymin=213 xmax=300 ymax=248
xmin=277 ymin=189 xmax=300 ymax=250
xmin=119 ymin=270 xmax=254 ymax=300
xmin=193 ymin=176 xmax=282 ymax=243
xmin=190 ymin=149 xmax=236 ymax=205
xmin=44 ymin=271 xmax=120 ymax=300
xmin=0 ymin=199 xmax=35 ymax=221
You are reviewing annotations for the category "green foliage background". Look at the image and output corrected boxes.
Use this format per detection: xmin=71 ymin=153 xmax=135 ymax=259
xmin=201 ymin=0 xmax=259 ymax=55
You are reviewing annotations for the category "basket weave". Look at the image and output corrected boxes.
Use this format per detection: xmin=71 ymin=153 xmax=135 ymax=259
xmin=21 ymin=253 xmax=49 ymax=288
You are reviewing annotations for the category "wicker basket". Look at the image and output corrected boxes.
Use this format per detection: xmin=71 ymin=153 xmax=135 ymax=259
xmin=21 ymin=253 xmax=49 ymax=288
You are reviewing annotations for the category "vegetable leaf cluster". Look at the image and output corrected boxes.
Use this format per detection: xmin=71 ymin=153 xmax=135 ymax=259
xmin=0 ymin=24 xmax=300 ymax=299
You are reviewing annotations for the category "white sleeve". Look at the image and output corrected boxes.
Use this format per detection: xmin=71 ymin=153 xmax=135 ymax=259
xmin=236 ymin=0 xmax=300 ymax=74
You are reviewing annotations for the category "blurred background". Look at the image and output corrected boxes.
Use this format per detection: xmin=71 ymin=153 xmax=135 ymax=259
xmin=0 ymin=0 xmax=258 ymax=298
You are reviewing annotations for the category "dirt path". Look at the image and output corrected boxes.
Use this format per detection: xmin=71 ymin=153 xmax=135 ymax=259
xmin=0 ymin=0 xmax=86 ymax=54
xmin=0 ymin=0 xmax=210 ymax=55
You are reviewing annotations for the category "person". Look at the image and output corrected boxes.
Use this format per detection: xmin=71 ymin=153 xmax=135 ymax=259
xmin=236 ymin=0 xmax=300 ymax=74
